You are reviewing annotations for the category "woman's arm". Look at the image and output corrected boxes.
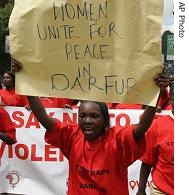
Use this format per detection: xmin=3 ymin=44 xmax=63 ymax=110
xmin=133 ymin=73 xmax=172 ymax=141
xmin=0 ymin=132 xmax=16 ymax=145
xmin=27 ymin=96 xmax=55 ymax=130
xmin=136 ymin=162 xmax=152 ymax=195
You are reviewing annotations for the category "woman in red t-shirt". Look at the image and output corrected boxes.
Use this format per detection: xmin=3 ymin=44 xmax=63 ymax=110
xmin=12 ymin=60 xmax=173 ymax=195
xmin=0 ymin=107 xmax=17 ymax=145
xmin=136 ymin=84 xmax=174 ymax=195
xmin=0 ymin=71 xmax=27 ymax=107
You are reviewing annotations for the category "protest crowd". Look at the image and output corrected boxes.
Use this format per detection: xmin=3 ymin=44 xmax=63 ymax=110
xmin=0 ymin=1 xmax=174 ymax=195
xmin=0 ymin=60 xmax=174 ymax=195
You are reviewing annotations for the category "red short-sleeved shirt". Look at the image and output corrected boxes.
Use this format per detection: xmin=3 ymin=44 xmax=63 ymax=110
xmin=107 ymin=103 xmax=142 ymax=109
xmin=45 ymin=119 xmax=146 ymax=195
xmin=0 ymin=88 xmax=27 ymax=106
xmin=0 ymin=107 xmax=16 ymax=142
xmin=140 ymin=115 xmax=174 ymax=195
xmin=38 ymin=97 xmax=74 ymax=108
xmin=157 ymin=87 xmax=172 ymax=110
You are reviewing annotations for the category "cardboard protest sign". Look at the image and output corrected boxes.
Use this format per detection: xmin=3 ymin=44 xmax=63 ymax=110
xmin=9 ymin=0 xmax=164 ymax=105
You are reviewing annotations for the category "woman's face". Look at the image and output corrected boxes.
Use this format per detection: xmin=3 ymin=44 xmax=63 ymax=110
xmin=2 ymin=73 xmax=14 ymax=89
xmin=78 ymin=101 xmax=105 ymax=140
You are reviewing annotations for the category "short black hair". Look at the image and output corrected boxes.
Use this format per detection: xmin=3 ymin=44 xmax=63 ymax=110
xmin=95 ymin=102 xmax=110 ymax=128
xmin=80 ymin=100 xmax=110 ymax=128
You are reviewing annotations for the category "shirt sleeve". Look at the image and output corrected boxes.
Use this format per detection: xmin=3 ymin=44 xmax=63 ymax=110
xmin=139 ymin=120 xmax=158 ymax=165
xmin=55 ymin=98 xmax=73 ymax=107
xmin=117 ymin=125 xmax=146 ymax=166
xmin=0 ymin=107 xmax=16 ymax=141
xmin=45 ymin=119 xmax=77 ymax=158
xmin=20 ymin=95 xmax=28 ymax=106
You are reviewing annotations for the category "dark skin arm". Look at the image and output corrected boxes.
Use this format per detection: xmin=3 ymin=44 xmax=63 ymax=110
xmin=133 ymin=106 xmax=156 ymax=141
xmin=26 ymin=96 xmax=55 ymax=130
xmin=12 ymin=59 xmax=173 ymax=135
xmin=133 ymin=73 xmax=171 ymax=141
xmin=136 ymin=162 xmax=152 ymax=195
xmin=0 ymin=132 xmax=16 ymax=145
xmin=41 ymin=73 xmax=169 ymax=138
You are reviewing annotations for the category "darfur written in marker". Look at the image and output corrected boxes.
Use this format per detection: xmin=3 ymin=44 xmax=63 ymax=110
xmin=51 ymin=63 xmax=140 ymax=95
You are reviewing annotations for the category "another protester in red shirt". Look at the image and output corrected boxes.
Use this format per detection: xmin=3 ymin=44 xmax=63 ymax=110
xmin=0 ymin=71 xmax=27 ymax=107
xmin=156 ymin=86 xmax=172 ymax=111
xmin=107 ymin=102 xmax=142 ymax=109
xmin=25 ymin=96 xmax=78 ymax=109
xmin=0 ymin=107 xmax=16 ymax=145
xmin=136 ymin=83 xmax=174 ymax=195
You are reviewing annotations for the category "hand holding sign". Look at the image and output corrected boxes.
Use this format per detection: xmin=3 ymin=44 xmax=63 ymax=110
xmin=9 ymin=0 xmax=164 ymax=106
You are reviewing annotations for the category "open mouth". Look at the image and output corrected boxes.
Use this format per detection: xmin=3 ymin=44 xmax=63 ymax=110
xmin=83 ymin=127 xmax=94 ymax=135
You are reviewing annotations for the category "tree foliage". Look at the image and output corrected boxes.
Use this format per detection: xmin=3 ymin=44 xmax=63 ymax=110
xmin=0 ymin=1 xmax=14 ymax=75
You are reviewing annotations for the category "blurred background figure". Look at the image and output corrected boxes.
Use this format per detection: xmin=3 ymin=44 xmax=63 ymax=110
xmin=25 ymin=96 xmax=79 ymax=109
xmin=0 ymin=106 xmax=16 ymax=145
xmin=40 ymin=97 xmax=78 ymax=108
xmin=156 ymin=86 xmax=172 ymax=112
xmin=107 ymin=102 xmax=142 ymax=109
xmin=0 ymin=70 xmax=27 ymax=107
